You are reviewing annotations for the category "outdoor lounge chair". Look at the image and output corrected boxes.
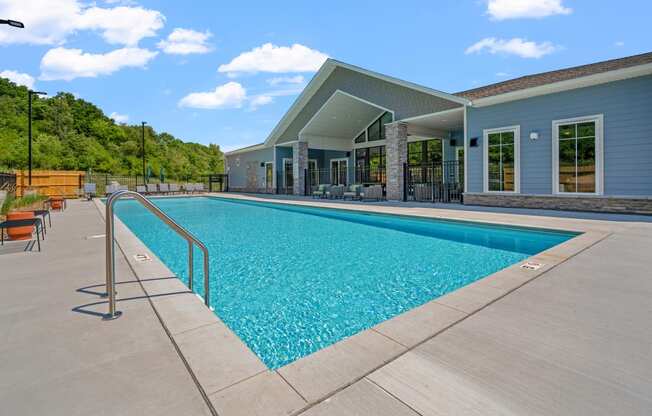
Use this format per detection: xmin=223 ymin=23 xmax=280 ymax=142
xmin=146 ymin=184 xmax=158 ymax=194
xmin=343 ymin=184 xmax=362 ymax=200
xmin=327 ymin=185 xmax=345 ymax=199
xmin=182 ymin=183 xmax=194 ymax=193
xmin=169 ymin=183 xmax=180 ymax=194
xmin=136 ymin=185 xmax=146 ymax=194
xmin=158 ymin=183 xmax=170 ymax=194
xmin=312 ymin=184 xmax=330 ymax=198
xmin=83 ymin=183 xmax=96 ymax=200
xmin=195 ymin=183 xmax=205 ymax=193
xmin=360 ymin=185 xmax=383 ymax=201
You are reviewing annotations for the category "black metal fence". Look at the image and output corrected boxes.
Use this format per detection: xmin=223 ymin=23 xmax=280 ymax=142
xmin=404 ymin=160 xmax=463 ymax=203
xmin=0 ymin=172 xmax=17 ymax=195
xmin=208 ymin=174 xmax=229 ymax=192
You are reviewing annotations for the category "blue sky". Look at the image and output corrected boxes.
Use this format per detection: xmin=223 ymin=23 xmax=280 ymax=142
xmin=1 ymin=0 xmax=650 ymax=151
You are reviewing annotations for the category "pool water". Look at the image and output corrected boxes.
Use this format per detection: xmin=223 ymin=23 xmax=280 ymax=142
xmin=113 ymin=197 xmax=574 ymax=368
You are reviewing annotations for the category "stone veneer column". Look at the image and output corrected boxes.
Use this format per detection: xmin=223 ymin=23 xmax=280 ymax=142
xmin=246 ymin=162 xmax=258 ymax=192
xmin=385 ymin=122 xmax=408 ymax=201
xmin=293 ymin=141 xmax=308 ymax=195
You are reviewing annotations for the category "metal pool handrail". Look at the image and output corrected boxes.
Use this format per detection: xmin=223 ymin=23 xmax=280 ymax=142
xmin=104 ymin=190 xmax=210 ymax=320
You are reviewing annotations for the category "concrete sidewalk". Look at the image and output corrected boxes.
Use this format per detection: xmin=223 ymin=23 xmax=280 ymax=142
xmin=0 ymin=200 xmax=213 ymax=415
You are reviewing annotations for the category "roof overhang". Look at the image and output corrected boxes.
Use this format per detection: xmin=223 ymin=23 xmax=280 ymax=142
xmin=470 ymin=62 xmax=652 ymax=107
xmin=263 ymin=59 xmax=470 ymax=147
xmin=400 ymin=107 xmax=464 ymax=137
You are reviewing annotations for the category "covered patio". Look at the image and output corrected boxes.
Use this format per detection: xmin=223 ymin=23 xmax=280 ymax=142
xmin=270 ymin=90 xmax=466 ymax=202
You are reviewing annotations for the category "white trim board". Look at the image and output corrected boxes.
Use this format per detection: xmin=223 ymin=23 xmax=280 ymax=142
xmin=552 ymin=114 xmax=604 ymax=196
xmin=483 ymin=125 xmax=521 ymax=194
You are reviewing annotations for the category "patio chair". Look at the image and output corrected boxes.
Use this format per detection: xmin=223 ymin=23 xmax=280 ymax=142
xmin=195 ymin=183 xmax=205 ymax=193
xmin=83 ymin=183 xmax=96 ymax=200
xmin=360 ymin=185 xmax=383 ymax=201
xmin=327 ymin=185 xmax=345 ymax=199
xmin=343 ymin=184 xmax=362 ymax=200
xmin=146 ymin=184 xmax=158 ymax=194
xmin=158 ymin=183 xmax=170 ymax=194
xmin=182 ymin=183 xmax=194 ymax=193
xmin=169 ymin=183 xmax=180 ymax=194
xmin=312 ymin=184 xmax=330 ymax=198
xmin=105 ymin=183 xmax=118 ymax=195
xmin=136 ymin=185 xmax=147 ymax=194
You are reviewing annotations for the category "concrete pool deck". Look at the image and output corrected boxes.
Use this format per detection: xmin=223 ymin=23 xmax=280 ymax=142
xmin=1 ymin=194 xmax=651 ymax=415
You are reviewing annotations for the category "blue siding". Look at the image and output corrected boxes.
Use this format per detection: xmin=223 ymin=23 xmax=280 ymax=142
xmin=467 ymin=75 xmax=652 ymax=196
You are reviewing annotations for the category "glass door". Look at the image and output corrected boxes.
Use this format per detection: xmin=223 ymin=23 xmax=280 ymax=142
xmin=265 ymin=162 xmax=273 ymax=191
xmin=330 ymin=159 xmax=347 ymax=186
xmin=283 ymin=159 xmax=293 ymax=193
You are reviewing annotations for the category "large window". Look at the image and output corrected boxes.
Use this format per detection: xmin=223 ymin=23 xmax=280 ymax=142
xmin=407 ymin=138 xmax=443 ymax=166
xmin=355 ymin=145 xmax=385 ymax=183
xmin=483 ymin=126 xmax=519 ymax=192
xmin=553 ymin=115 xmax=603 ymax=194
xmin=353 ymin=111 xmax=393 ymax=144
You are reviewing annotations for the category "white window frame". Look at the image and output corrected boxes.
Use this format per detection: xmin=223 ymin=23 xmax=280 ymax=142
xmin=264 ymin=161 xmax=274 ymax=189
xmin=282 ymin=158 xmax=293 ymax=189
xmin=330 ymin=157 xmax=349 ymax=185
xmin=552 ymin=114 xmax=604 ymax=195
xmin=483 ymin=125 xmax=521 ymax=193
xmin=307 ymin=159 xmax=318 ymax=185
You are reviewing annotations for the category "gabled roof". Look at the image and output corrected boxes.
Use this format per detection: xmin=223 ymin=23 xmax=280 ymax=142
xmin=456 ymin=51 xmax=652 ymax=100
xmin=261 ymin=59 xmax=468 ymax=147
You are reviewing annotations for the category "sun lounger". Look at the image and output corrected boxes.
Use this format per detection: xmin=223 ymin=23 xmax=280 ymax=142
xmin=327 ymin=185 xmax=344 ymax=199
xmin=343 ymin=184 xmax=362 ymax=200
xmin=158 ymin=183 xmax=170 ymax=194
xmin=312 ymin=184 xmax=330 ymax=198
xmin=360 ymin=185 xmax=383 ymax=201
xmin=146 ymin=184 xmax=158 ymax=194
xmin=83 ymin=183 xmax=96 ymax=200
xmin=136 ymin=185 xmax=147 ymax=194
xmin=169 ymin=183 xmax=180 ymax=194
xmin=195 ymin=183 xmax=205 ymax=193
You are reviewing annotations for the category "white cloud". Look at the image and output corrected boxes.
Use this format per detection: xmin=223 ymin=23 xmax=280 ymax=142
xmin=465 ymin=37 xmax=558 ymax=59
xmin=40 ymin=47 xmax=158 ymax=81
xmin=0 ymin=70 xmax=35 ymax=88
xmin=218 ymin=43 xmax=328 ymax=76
xmin=495 ymin=72 xmax=510 ymax=77
xmin=0 ymin=0 xmax=164 ymax=46
xmin=487 ymin=0 xmax=571 ymax=20
xmin=109 ymin=112 xmax=129 ymax=123
xmin=615 ymin=41 xmax=625 ymax=47
xmin=157 ymin=28 xmax=213 ymax=55
xmin=267 ymin=75 xmax=305 ymax=86
xmin=178 ymin=82 xmax=247 ymax=109
xmin=248 ymin=95 xmax=273 ymax=111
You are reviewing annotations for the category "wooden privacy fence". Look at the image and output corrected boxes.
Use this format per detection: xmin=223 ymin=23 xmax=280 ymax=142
xmin=15 ymin=170 xmax=84 ymax=198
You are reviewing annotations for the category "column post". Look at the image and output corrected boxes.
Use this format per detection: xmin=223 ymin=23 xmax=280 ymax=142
xmin=293 ymin=141 xmax=308 ymax=195
xmin=385 ymin=122 xmax=408 ymax=201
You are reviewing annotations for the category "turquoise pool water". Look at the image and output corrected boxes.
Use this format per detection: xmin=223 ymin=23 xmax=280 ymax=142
xmin=113 ymin=197 xmax=574 ymax=368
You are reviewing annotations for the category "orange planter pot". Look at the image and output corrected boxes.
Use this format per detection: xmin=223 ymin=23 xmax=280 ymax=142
xmin=6 ymin=211 xmax=35 ymax=241
xmin=50 ymin=197 xmax=64 ymax=210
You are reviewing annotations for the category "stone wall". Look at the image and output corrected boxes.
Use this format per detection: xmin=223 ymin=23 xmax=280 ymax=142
xmin=463 ymin=193 xmax=652 ymax=215
xmin=385 ymin=122 xmax=408 ymax=201
xmin=293 ymin=141 xmax=308 ymax=195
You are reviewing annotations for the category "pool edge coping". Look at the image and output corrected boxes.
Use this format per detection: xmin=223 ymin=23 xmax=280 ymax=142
xmin=94 ymin=194 xmax=610 ymax=415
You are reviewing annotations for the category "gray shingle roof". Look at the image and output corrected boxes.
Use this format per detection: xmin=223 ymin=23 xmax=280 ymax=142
xmin=456 ymin=52 xmax=652 ymax=100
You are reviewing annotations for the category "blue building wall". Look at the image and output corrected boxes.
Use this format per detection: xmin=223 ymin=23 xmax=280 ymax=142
xmin=467 ymin=75 xmax=652 ymax=196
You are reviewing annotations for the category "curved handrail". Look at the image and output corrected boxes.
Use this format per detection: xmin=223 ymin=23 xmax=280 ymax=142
xmin=104 ymin=190 xmax=210 ymax=320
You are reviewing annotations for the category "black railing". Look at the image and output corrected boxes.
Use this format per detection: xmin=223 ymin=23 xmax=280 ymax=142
xmin=277 ymin=170 xmax=293 ymax=195
xmin=208 ymin=174 xmax=228 ymax=192
xmin=355 ymin=167 xmax=386 ymax=185
xmin=405 ymin=160 xmax=463 ymax=203
xmin=86 ymin=173 xmax=215 ymax=195
xmin=0 ymin=172 xmax=17 ymax=195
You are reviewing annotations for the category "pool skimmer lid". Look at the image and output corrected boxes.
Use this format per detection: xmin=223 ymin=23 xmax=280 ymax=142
xmin=521 ymin=261 xmax=544 ymax=271
xmin=133 ymin=253 xmax=152 ymax=262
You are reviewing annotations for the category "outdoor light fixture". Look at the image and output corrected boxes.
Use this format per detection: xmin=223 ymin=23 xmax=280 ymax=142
xmin=450 ymin=139 xmax=457 ymax=146
xmin=470 ymin=138 xmax=479 ymax=147
xmin=0 ymin=19 xmax=24 ymax=28
xmin=530 ymin=131 xmax=540 ymax=140
xmin=27 ymin=90 xmax=48 ymax=186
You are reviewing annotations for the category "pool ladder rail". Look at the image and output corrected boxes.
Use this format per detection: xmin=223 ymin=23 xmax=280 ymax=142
xmin=103 ymin=190 xmax=210 ymax=320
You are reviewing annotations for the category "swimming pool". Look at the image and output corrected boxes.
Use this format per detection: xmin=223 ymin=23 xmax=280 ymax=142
xmin=113 ymin=197 xmax=575 ymax=368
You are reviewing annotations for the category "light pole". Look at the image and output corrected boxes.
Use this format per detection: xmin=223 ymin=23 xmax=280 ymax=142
xmin=0 ymin=19 xmax=24 ymax=28
xmin=141 ymin=121 xmax=147 ymax=184
xmin=28 ymin=90 xmax=47 ymax=186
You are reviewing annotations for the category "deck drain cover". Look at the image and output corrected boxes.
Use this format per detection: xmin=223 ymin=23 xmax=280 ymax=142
xmin=521 ymin=261 xmax=544 ymax=271
xmin=133 ymin=253 xmax=152 ymax=262
xmin=85 ymin=234 xmax=106 ymax=240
